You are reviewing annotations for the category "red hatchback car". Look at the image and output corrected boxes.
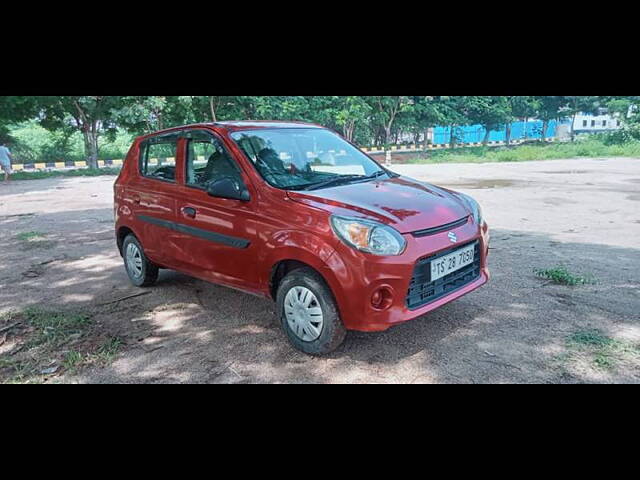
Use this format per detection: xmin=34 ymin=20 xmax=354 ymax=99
xmin=114 ymin=121 xmax=490 ymax=354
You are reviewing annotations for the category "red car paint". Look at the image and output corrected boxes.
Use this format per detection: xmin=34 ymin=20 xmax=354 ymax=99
xmin=114 ymin=121 xmax=489 ymax=332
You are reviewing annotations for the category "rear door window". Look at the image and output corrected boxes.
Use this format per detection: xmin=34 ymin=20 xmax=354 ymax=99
xmin=139 ymin=136 xmax=179 ymax=182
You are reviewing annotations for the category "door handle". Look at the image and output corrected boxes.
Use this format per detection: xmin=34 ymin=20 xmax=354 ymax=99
xmin=182 ymin=207 xmax=197 ymax=218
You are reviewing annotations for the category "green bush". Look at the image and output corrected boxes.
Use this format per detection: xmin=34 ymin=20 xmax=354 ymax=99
xmin=599 ymin=125 xmax=640 ymax=145
xmin=11 ymin=168 xmax=121 ymax=181
xmin=9 ymin=121 xmax=74 ymax=163
xmin=98 ymin=131 xmax=134 ymax=160
xmin=407 ymin=137 xmax=640 ymax=164
xmin=7 ymin=121 xmax=133 ymax=164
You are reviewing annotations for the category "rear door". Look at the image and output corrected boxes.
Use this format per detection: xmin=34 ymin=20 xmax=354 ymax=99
xmin=127 ymin=132 xmax=182 ymax=265
xmin=170 ymin=129 xmax=261 ymax=292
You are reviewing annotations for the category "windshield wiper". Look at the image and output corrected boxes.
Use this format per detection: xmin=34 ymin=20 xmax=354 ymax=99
xmin=285 ymin=182 xmax=319 ymax=191
xmin=303 ymin=170 xmax=390 ymax=191
xmin=288 ymin=170 xmax=390 ymax=192
xmin=301 ymin=174 xmax=367 ymax=191
xmin=357 ymin=170 xmax=388 ymax=181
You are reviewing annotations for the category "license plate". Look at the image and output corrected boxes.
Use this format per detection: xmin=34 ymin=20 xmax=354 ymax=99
xmin=430 ymin=244 xmax=475 ymax=281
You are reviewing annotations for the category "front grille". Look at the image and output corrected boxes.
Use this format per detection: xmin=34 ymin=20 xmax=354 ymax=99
xmin=406 ymin=240 xmax=481 ymax=310
xmin=412 ymin=216 xmax=469 ymax=238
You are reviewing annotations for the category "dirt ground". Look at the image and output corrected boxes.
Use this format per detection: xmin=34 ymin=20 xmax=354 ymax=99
xmin=1 ymin=157 xmax=639 ymax=383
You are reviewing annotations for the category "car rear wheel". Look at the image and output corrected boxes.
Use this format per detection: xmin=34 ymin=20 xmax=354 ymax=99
xmin=123 ymin=234 xmax=158 ymax=287
xmin=276 ymin=267 xmax=346 ymax=355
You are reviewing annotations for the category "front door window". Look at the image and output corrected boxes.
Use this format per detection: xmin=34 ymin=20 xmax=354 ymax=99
xmin=185 ymin=133 xmax=244 ymax=190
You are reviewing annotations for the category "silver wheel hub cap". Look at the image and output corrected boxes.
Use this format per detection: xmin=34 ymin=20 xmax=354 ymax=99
xmin=284 ymin=286 xmax=324 ymax=342
xmin=125 ymin=243 xmax=143 ymax=279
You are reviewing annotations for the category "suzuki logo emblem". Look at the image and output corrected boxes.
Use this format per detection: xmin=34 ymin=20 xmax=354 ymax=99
xmin=448 ymin=232 xmax=458 ymax=243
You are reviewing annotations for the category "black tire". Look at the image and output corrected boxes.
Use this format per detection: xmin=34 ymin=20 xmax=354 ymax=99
xmin=122 ymin=234 xmax=159 ymax=287
xmin=276 ymin=267 xmax=346 ymax=355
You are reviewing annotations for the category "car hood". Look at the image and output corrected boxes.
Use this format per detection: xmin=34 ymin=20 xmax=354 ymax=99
xmin=286 ymin=176 xmax=470 ymax=234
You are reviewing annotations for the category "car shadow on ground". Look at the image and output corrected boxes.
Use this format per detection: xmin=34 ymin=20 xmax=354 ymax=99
xmin=1 ymin=203 xmax=639 ymax=383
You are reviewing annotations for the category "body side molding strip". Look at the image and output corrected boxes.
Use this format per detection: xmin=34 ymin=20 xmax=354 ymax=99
xmin=137 ymin=214 xmax=250 ymax=249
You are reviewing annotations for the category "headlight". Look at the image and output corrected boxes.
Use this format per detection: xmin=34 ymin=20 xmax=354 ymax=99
xmin=330 ymin=215 xmax=406 ymax=256
xmin=458 ymin=193 xmax=483 ymax=225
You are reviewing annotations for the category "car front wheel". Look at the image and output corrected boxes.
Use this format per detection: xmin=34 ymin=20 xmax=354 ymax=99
xmin=276 ymin=267 xmax=346 ymax=355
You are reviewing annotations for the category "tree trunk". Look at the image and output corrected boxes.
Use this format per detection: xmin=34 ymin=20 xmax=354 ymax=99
xmin=72 ymin=100 xmax=100 ymax=169
xmin=523 ymin=117 xmax=529 ymax=140
xmin=375 ymin=127 xmax=384 ymax=147
xmin=482 ymin=126 xmax=491 ymax=146
xmin=449 ymin=125 xmax=457 ymax=148
xmin=384 ymin=127 xmax=392 ymax=148
xmin=424 ymin=127 xmax=430 ymax=151
xmin=210 ymin=96 xmax=217 ymax=122
xmin=82 ymin=128 xmax=99 ymax=170
xmin=540 ymin=120 xmax=548 ymax=142
xmin=343 ymin=121 xmax=355 ymax=142
xmin=505 ymin=123 xmax=512 ymax=146
xmin=570 ymin=113 xmax=577 ymax=142
xmin=384 ymin=127 xmax=392 ymax=165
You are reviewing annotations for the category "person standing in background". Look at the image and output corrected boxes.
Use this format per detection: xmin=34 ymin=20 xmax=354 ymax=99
xmin=0 ymin=142 xmax=14 ymax=183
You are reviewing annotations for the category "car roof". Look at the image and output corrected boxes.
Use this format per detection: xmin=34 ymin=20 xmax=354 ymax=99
xmin=140 ymin=120 xmax=324 ymax=139
xmin=214 ymin=121 xmax=324 ymax=132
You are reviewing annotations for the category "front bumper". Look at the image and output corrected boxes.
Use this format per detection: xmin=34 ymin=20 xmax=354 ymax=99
xmin=326 ymin=218 xmax=490 ymax=332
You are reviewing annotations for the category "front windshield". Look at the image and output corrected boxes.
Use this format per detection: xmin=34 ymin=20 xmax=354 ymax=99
xmin=230 ymin=128 xmax=388 ymax=190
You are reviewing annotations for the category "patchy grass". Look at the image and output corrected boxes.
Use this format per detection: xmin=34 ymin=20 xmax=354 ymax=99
xmin=406 ymin=138 xmax=640 ymax=165
xmin=535 ymin=266 xmax=594 ymax=286
xmin=61 ymin=337 xmax=124 ymax=374
xmin=62 ymin=351 xmax=85 ymax=371
xmin=15 ymin=231 xmax=57 ymax=251
xmin=566 ymin=329 xmax=640 ymax=371
xmin=20 ymin=240 xmax=58 ymax=251
xmin=569 ymin=330 xmax=616 ymax=348
xmin=0 ymin=357 xmax=19 ymax=370
xmin=23 ymin=307 xmax=92 ymax=348
xmin=96 ymin=337 xmax=124 ymax=362
xmin=1 ymin=308 xmax=126 ymax=383
xmin=594 ymin=353 xmax=615 ymax=369
xmin=0 ymin=359 xmax=42 ymax=384
xmin=16 ymin=231 xmax=45 ymax=241
xmin=11 ymin=167 xmax=120 ymax=181
xmin=0 ymin=310 xmax=17 ymax=329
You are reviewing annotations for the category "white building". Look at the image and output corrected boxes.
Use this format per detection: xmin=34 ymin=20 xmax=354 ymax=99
xmin=572 ymin=110 xmax=622 ymax=135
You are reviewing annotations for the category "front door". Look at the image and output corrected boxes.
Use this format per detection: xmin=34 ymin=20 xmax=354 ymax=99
xmin=170 ymin=130 xmax=261 ymax=292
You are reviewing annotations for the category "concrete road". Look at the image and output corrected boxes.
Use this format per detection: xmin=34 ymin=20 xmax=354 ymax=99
xmin=1 ymin=157 xmax=639 ymax=383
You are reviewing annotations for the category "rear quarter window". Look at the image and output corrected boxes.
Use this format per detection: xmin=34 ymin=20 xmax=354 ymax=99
xmin=139 ymin=138 xmax=178 ymax=182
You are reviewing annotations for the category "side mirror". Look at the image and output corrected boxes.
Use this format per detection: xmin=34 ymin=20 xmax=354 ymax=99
xmin=206 ymin=177 xmax=250 ymax=201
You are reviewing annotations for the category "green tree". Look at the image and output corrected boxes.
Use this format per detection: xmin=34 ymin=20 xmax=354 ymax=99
xmin=605 ymin=96 xmax=640 ymax=126
xmin=112 ymin=96 xmax=172 ymax=133
xmin=465 ymin=96 xmax=512 ymax=145
xmin=367 ymin=96 xmax=410 ymax=148
xmin=433 ymin=96 xmax=472 ymax=147
xmin=387 ymin=96 xmax=443 ymax=149
xmin=35 ymin=96 xmax=127 ymax=169
xmin=333 ymin=96 xmax=372 ymax=142
xmin=506 ymin=96 xmax=539 ymax=144
xmin=533 ymin=96 xmax=569 ymax=141
xmin=411 ymin=96 xmax=445 ymax=149
xmin=0 ymin=96 xmax=39 ymax=142
xmin=564 ymin=96 xmax=601 ymax=141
